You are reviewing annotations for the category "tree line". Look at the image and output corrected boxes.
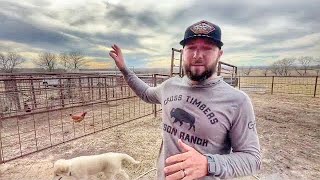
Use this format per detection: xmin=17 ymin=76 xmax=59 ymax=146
xmin=241 ymin=56 xmax=320 ymax=76
xmin=0 ymin=51 xmax=86 ymax=73
xmin=1 ymin=51 xmax=319 ymax=76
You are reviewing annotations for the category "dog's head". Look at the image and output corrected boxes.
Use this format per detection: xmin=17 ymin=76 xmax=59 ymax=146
xmin=52 ymin=159 xmax=72 ymax=180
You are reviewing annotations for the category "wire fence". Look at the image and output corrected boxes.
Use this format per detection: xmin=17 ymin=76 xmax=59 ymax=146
xmin=0 ymin=73 xmax=318 ymax=163
xmin=0 ymin=73 xmax=167 ymax=163
xmin=238 ymin=76 xmax=319 ymax=97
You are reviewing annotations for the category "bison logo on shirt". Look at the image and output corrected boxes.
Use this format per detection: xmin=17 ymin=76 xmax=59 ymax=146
xmin=170 ymin=108 xmax=196 ymax=131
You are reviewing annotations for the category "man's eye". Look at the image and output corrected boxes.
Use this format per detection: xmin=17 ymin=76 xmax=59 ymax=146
xmin=203 ymin=46 xmax=213 ymax=50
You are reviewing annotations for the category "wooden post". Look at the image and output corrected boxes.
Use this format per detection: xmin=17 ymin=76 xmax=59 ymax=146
xmin=271 ymin=76 xmax=275 ymax=95
xmin=314 ymin=76 xmax=318 ymax=97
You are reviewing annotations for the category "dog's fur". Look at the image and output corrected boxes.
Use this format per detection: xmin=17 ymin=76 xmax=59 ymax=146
xmin=53 ymin=152 xmax=139 ymax=180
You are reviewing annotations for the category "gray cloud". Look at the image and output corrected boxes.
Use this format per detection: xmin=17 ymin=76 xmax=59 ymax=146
xmin=167 ymin=0 xmax=320 ymax=58
xmin=0 ymin=0 xmax=319 ymax=68
xmin=0 ymin=13 xmax=71 ymax=50
xmin=170 ymin=0 xmax=320 ymax=49
xmin=104 ymin=3 xmax=163 ymax=31
xmin=170 ymin=0 xmax=320 ymax=28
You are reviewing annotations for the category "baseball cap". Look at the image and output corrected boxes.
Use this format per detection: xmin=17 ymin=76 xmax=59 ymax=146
xmin=180 ymin=20 xmax=223 ymax=48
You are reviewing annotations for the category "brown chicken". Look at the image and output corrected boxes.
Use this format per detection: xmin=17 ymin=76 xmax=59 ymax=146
xmin=70 ymin=112 xmax=87 ymax=123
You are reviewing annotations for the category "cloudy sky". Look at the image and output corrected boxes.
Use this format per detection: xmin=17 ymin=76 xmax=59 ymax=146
xmin=0 ymin=0 xmax=319 ymax=69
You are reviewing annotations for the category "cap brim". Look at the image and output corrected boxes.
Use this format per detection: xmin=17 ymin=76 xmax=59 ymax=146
xmin=180 ymin=35 xmax=223 ymax=47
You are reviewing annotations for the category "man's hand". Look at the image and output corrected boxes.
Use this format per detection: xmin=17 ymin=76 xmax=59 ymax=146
xmin=164 ymin=139 xmax=208 ymax=180
xmin=109 ymin=44 xmax=126 ymax=70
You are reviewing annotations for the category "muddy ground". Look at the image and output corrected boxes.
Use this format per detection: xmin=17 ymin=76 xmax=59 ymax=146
xmin=0 ymin=93 xmax=319 ymax=180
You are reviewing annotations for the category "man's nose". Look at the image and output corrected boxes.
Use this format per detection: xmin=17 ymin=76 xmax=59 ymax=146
xmin=193 ymin=49 xmax=203 ymax=60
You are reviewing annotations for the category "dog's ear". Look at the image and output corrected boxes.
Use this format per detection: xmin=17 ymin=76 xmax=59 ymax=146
xmin=61 ymin=161 xmax=69 ymax=173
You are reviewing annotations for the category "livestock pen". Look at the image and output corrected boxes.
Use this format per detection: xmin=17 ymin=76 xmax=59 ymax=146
xmin=0 ymin=73 xmax=166 ymax=163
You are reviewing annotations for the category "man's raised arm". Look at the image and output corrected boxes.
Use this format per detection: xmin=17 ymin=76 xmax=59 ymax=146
xmin=109 ymin=44 xmax=162 ymax=104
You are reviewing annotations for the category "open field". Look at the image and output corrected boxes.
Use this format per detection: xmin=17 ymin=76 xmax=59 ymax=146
xmin=0 ymin=93 xmax=319 ymax=180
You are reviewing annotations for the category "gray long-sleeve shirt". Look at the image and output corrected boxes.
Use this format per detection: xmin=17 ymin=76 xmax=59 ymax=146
xmin=121 ymin=67 xmax=261 ymax=179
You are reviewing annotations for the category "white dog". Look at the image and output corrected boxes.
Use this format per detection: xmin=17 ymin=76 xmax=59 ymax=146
xmin=53 ymin=152 xmax=139 ymax=180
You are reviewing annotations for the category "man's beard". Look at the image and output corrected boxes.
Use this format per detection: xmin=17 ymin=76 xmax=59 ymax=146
xmin=184 ymin=62 xmax=217 ymax=82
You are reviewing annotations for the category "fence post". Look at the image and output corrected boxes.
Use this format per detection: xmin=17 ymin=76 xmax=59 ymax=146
xmin=314 ymin=76 xmax=318 ymax=97
xmin=153 ymin=74 xmax=157 ymax=117
xmin=238 ymin=75 xmax=241 ymax=89
xmin=112 ymin=77 xmax=115 ymax=98
xmin=91 ymin=78 xmax=94 ymax=100
xmin=0 ymin=133 xmax=2 ymax=164
xmin=30 ymin=76 xmax=37 ymax=108
xmin=104 ymin=77 xmax=108 ymax=101
xmin=78 ymin=78 xmax=83 ymax=103
xmin=98 ymin=78 xmax=101 ymax=100
xmin=271 ymin=76 xmax=274 ymax=95
xmin=59 ymin=78 xmax=65 ymax=107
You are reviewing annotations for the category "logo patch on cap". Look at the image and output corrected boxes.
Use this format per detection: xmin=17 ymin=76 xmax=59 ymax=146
xmin=190 ymin=21 xmax=215 ymax=35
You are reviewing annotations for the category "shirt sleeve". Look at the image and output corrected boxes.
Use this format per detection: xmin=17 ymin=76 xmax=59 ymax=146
xmin=209 ymin=93 xmax=261 ymax=178
xmin=120 ymin=66 xmax=163 ymax=104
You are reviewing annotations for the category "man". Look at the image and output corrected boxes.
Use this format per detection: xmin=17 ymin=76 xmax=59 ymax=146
xmin=109 ymin=20 xmax=261 ymax=180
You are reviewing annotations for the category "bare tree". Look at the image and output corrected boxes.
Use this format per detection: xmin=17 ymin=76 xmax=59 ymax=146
xmin=295 ymin=56 xmax=313 ymax=76
xmin=278 ymin=58 xmax=295 ymax=76
xmin=0 ymin=52 xmax=24 ymax=111
xmin=68 ymin=51 xmax=86 ymax=70
xmin=313 ymin=57 xmax=320 ymax=76
xmin=59 ymin=52 xmax=70 ymax=71
xmin=270 ymin=62 xmax=280 ymax=76
xmin=242 ymin=66 xmax=253 ymax=76
xmin=269 ymin=58 xmax=295 ymax=76
xmin=34 ymin=52 xmax=57 ymax=72
xmin=0 ymin=52 xmax=25 ymax=73
xmin=263 ymin=67 xmax=270 ymax=76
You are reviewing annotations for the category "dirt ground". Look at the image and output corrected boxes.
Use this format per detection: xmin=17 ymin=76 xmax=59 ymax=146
xmin=0 ymin=93 xmax=319 ymax=180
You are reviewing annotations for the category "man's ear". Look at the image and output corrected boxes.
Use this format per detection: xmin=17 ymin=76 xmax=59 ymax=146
xmin=218 ymin=49 xmax=223 ymax=61
xmin=219 ymin=49 xmax=224 ymax=57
